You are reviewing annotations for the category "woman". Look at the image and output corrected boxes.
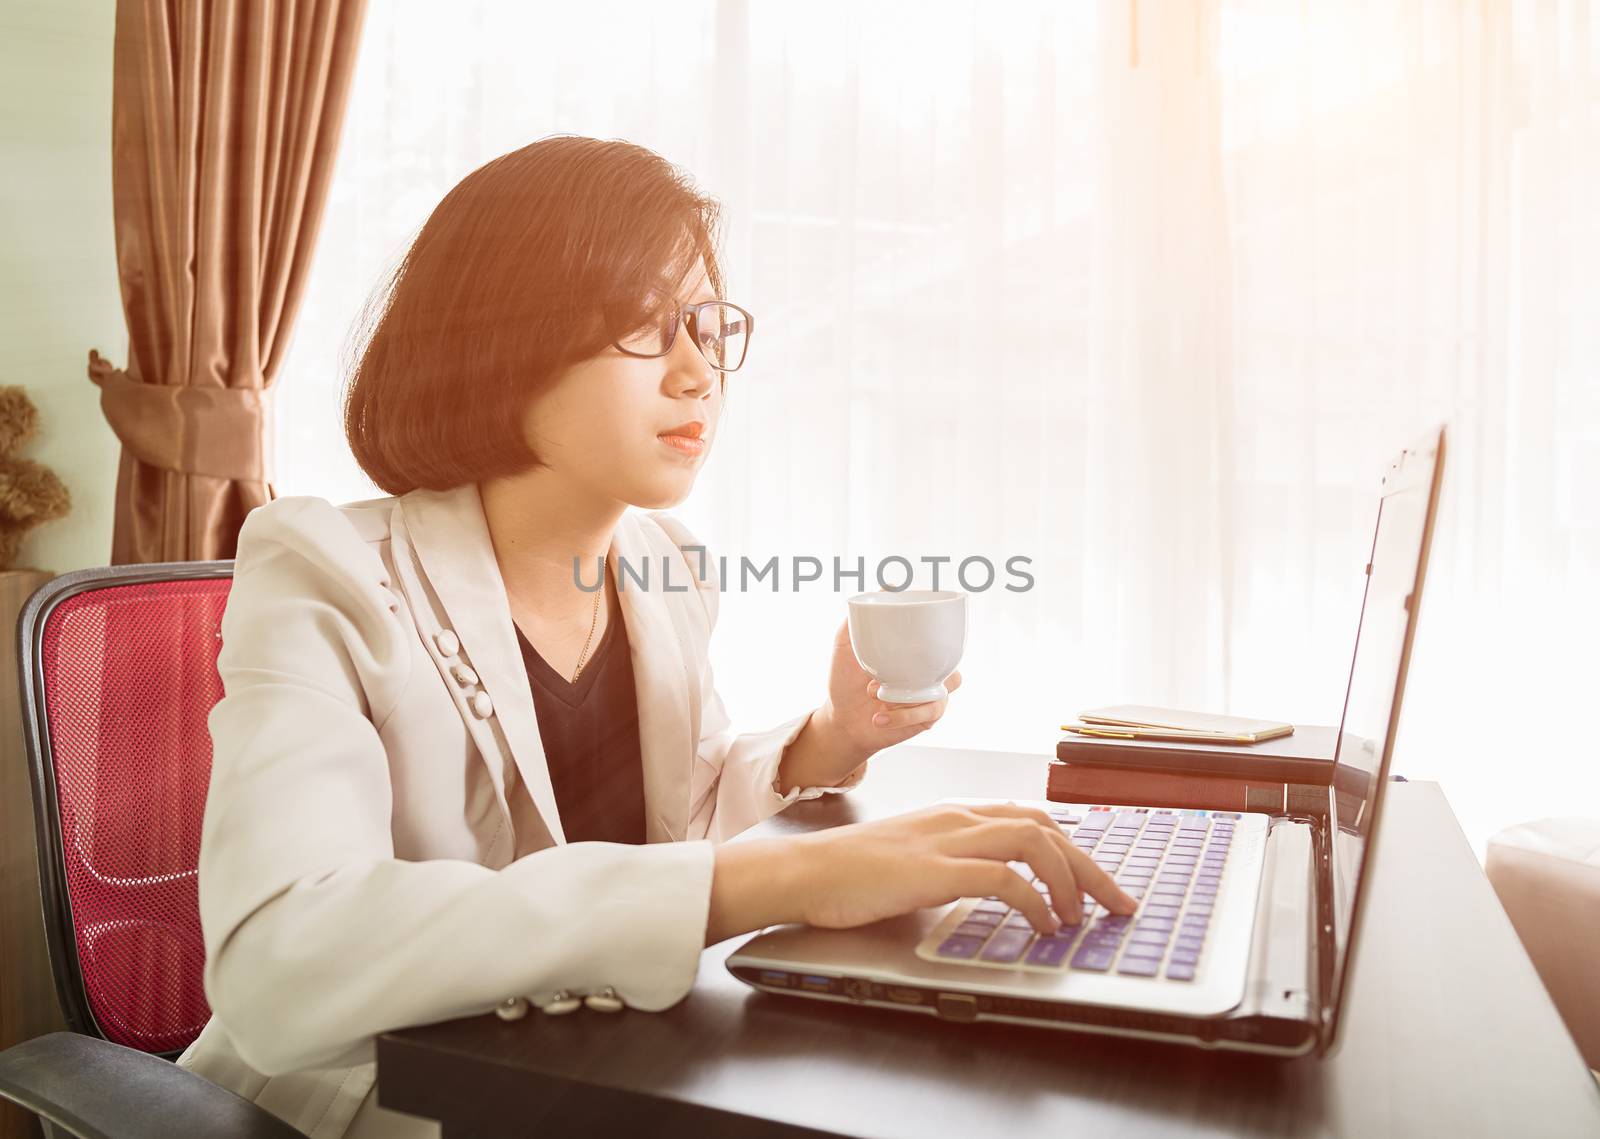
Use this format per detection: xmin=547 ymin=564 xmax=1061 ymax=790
xmin=176 ymin=136 xmax=1134 ymax=1138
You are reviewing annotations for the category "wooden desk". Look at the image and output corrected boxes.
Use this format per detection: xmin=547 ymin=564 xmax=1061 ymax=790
xmin=376 ymin=745 xmax=1600 ymax=1138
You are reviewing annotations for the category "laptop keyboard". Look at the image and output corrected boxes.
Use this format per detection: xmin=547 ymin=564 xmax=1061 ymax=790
xmin=928 ymin=806 xmax=1240 ymax=982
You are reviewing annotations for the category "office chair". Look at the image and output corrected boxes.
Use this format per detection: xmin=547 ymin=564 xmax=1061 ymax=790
xmin=0 ymin=564 xmax=301 ymax=1138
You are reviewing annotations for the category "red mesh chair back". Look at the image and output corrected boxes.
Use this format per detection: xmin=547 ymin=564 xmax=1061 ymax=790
xmin=18 ymin=564 xmax=233 ymax=1058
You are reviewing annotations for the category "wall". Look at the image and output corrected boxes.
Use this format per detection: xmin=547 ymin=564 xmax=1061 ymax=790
xmin=0 ymin=0 xmax=122 ymax=574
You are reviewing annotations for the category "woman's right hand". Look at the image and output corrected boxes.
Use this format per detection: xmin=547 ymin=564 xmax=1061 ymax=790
xmin=706 ymin=803 xmax=1139 ymax=945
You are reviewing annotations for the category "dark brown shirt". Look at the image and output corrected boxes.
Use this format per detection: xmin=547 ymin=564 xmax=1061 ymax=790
xmin=514 ymin=605 xmax=647 ymax=846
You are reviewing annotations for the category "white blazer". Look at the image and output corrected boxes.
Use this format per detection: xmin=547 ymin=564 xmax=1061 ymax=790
xmin=174 ymin=483 xmax=861 ymax=1138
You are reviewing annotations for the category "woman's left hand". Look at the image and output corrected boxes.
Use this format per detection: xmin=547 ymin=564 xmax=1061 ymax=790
xmin=776 ymin=622 xmax=962 ymax=795
xmin=818 ymin=619 xmax=962 ymax=759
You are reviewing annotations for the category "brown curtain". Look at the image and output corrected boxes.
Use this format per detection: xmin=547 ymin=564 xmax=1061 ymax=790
xmin=90 ymin=0 xmax=367 ymax=563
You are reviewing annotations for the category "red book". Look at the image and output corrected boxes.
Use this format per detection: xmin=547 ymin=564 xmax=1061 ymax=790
xmin=1046 ymin=760 xmax=1323 ymax=815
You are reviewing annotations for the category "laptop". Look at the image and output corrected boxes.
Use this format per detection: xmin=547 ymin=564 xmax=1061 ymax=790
xmin=727 ymin=425 xmax=1446 ymax=1058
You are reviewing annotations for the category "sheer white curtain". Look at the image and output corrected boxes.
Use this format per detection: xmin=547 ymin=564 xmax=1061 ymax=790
xmin=1214 ymin=0 xmax=1600 ymax=854
xmin=275 ymin=0 xmax=1599 ymax=856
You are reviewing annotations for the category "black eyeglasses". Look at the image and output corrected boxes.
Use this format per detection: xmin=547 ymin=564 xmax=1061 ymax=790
xmin=612 ymin=297 xmax=755 ymax=373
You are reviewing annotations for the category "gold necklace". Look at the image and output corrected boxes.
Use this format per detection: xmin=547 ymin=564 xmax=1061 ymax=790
xmin=570 ymin=555 xmax=605 ymax=683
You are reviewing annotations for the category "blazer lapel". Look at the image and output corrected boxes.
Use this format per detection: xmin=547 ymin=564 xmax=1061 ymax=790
xmin=396 ymin=485 xmax=566 ymax=846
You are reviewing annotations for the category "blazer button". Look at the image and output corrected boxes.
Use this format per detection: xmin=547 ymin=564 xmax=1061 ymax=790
xmin=434 ymin=630 xmax=460 ymax=656
xmin=541 ymin=990 xmax=582 ymax=1016
xmin=451 ymin=663 xmax=479 ymax=687
xmin=584 ymin=987 xmax=624 ymax=1013
xmin=494 ymin=997 xmax=529 ymax=1022
xmin=471 ymin=691 xmax=494 ymax=719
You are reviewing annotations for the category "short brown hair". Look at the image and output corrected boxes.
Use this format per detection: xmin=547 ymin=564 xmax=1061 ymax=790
xmin=342 ymin=136 xmax=724 ymax=496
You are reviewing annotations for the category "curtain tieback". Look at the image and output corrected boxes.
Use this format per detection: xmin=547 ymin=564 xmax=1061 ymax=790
xmin=87 ymin=349 xmax=269 ymax=482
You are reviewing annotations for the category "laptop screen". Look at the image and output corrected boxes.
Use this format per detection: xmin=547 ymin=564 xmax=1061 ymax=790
xmin=1319 ymin=427 xmax=1445 ymax=1038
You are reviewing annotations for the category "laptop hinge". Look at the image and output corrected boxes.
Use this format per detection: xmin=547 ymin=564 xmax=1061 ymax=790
xmin=1310 ymin=785 xmax=1342 ymax=1053
xmin=1234 ymin=812 xmax=1322 ymax=1033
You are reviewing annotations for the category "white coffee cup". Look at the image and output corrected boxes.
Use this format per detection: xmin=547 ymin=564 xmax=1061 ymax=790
xmin=846 ymin=590 xmax=967 ymax=703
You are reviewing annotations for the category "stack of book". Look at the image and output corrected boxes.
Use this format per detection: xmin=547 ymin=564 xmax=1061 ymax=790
xmin=1049 ymin=706 xmax=1337 ymax=814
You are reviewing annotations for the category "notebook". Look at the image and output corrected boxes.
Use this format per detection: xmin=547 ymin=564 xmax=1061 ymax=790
xmin=1063 ymin=706 xmax=1295 ymax=745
